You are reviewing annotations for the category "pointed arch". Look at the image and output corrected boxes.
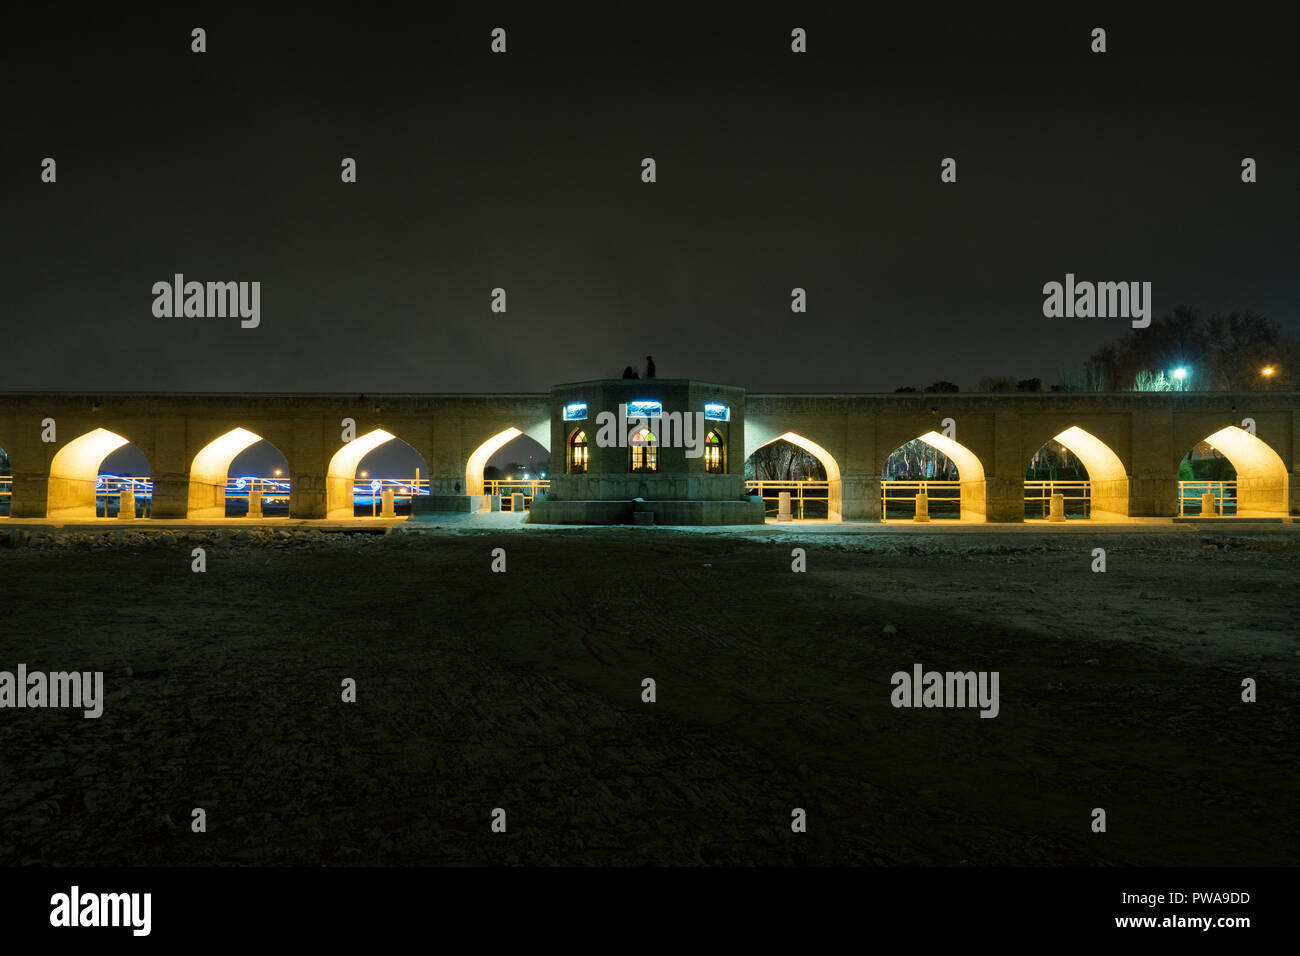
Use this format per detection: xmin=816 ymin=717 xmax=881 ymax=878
xmin=748 ymin=431 xmax=842 ymax=520
xmin=1195 ymin=425 xmax=1288 ymax=516
xmin=47 ymin=427 xmax=133 ymax=518
xmin=188 ymin=427 xmax=267 ymax=518
xmin=1028 ymin=425 xmax=1130 ymax=519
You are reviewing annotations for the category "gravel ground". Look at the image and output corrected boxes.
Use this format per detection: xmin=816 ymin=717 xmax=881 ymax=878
xmin=0 ymin=524 xmax=1296 ymax=866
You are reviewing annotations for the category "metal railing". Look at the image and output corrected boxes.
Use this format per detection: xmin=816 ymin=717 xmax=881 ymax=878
xmin=745 ymin=479 xmax=831 ymax=520
xmin=0 ymin=474 xmax=10 ymax=516
xmin=881 ymin=479 xmax=962 ymax=520
xmin=1178 ymin=480 xmax=1237 ymax=517
xmin=485 ymin=479 xmax=549 ymax=511
xmin=92 ymin=475 xmax=153 ymax=518
xmin=1024 ymin=480 xmax=1091 ymax=519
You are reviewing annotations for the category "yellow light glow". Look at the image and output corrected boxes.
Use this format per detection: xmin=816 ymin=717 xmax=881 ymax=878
xmin=767 ymin=432 xmax=842 ymax=483
xmin=326 ymin=429 xmax=395 ymax=518
xmin=47 ymin=428 xmax=131 ymax=518
xmin=916 ymin=431 xmax=985 ymax=482
xmin=1202 ymin=425 xmax=1288 ymax=515
xmin=466 ymin=427 xmax=523 ymax=495
xmin=1052 ymin=426 xmax=1126 ymax=484
xmin=1262 ymin=366 xmax=1275 ymax=376
xmin=188 ymin=427 xmax=265 ymax=518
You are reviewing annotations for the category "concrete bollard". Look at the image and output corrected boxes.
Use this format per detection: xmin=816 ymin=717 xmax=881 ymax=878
xmin=511 ymin=492 xmax=525 ymax=513
xmin=913 ymin=492 xmax=931 ymax=522
xmin=380 ymin=487 xmax=396 ymax=518
xmin=118 ymin=487 xmax=135 ymax=520
xmin=1201 ymin=491 xmax=1218 ymax=517
xmin=777 ymin=491 xmax=792 ymax=521
xmin=247 ymin=488 xmax=263 ymax=519
xmin=1049 ymin=493 xmax=1066 ymax=522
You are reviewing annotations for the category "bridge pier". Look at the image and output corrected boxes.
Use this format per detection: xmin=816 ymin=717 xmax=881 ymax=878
xmin=9 ymin=472 xmax=48 ymax=518
xmin=981 ymin=477 xmax=1023 ymax=522
xmin=149 ymin=472 xmax=190 ymax=519
xmin=840 ymin=476 xmax=878 ymax=520
xmin=290 ymin=472 xmax=328 ymax=519
xmin=1131 ymin=475 xmax=1180 ymax=517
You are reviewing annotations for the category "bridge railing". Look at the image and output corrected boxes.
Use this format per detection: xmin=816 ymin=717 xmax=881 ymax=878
xmin=93 ymin=475 xmax=154 ymax=517
xmin=0 ymin=474 xmax=10 ymax=516
xmin=1024 ymin=480 xmax=1091 ymax=519
xmin=880 ymin=479 xmax=962 ymax=520
xmin=224 ymin=477 xmax=292 ymax=505
xmin=1178 ymin=480 xmax=1237 ymax=517
xmin=485 ymin=479 xmax=549 ymax=511
xmin=744 ymin=479 xmax=831 ymax=519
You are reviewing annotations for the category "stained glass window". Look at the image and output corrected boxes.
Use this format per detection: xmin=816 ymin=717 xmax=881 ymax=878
xmin=630 ymin=428 xmax=658 ymax=472
xmin=705 ymin=430 xmax=724 ymax=472
xmin=568 ymin=429 xmax=588 ymax=473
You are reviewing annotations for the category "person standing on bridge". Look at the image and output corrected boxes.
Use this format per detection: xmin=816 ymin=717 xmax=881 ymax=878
xmin=644 ymin=355 xmax=656 ymax=379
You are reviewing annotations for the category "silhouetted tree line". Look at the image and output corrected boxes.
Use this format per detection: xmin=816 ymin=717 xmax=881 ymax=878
xmin=893 ymin=308 xmax=1295 ymax=393
xmin=1084 ymin=307 xmax=1296 ymax=391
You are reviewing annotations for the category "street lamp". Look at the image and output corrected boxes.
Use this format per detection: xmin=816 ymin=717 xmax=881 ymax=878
xmin=1262 ymin=366 xmax=1275 ymax=377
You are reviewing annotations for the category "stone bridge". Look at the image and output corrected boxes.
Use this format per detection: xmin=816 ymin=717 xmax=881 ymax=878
xmin=1 ymin=387 xmax=1296 ymax=521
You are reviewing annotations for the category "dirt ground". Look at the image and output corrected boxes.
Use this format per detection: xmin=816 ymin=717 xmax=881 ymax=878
xmin=1 ymin=524 xmax=1296 ymax=866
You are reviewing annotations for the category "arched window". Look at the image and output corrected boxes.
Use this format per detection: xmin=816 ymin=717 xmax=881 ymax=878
xmin=568 ymin=429 xmax=588 ymax=474
xmin=629 ymin=428 xmax=658 ymax=472
xmin=704 ymin=430 xmax=724 ymax=473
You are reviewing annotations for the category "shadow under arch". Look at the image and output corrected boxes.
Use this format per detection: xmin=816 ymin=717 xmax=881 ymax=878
xmin=1030 ymin=425 xmax=1130 ymax=519
xmin=188 ymin=427 xmax=286 ymax=518
xmin=48 ymin=427 xmax=137 ymax=519
xmin=749 ymin=431 xmax=843 ymax=521
xmin=1193 ymin=425 xmax=1288 ymax=516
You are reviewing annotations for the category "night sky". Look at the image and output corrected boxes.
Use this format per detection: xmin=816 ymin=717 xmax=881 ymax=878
xmin=4 ymin=5 xmax=1297 ymax=395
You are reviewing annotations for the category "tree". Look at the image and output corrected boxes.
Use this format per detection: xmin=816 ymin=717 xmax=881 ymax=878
xmin=1084 ymin=307 xmax=1296 ymax=390
xmin=883 ymin=439 xmax=959 ymax=480
xmin=923 ymin=381 xmax=960 ymax=393
xmin=973 ymin=377 xmax=1016 ymax=393
xmin=745 ymin=440 xmax=826 ymax=481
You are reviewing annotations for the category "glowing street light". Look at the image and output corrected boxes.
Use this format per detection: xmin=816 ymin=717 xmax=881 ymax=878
xmin=1172 ymin=367 xmax=1188 ymax=380
xmin=1262 ymin=366 xmax=1275 ymax=377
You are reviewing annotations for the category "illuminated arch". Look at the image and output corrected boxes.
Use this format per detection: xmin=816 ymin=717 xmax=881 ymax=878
xmin=748 ymin=431 xmax=843 ymax=520
xmin=882 ymin=432 xmax=985 ymax=521
xmin=47 ymin=427 xmax=132 ymax=519
xmin=326 ymin=429 xmax=396 ymax=518
xmin=1196 ymin=425 xmax=1288 ymax=516
xmin=1027 ymin=426 xmax=1130 ymax=519
xmin=188 ymin=427 xmax=266 ymax=518
xmin=913 ymin=431 xmax=984 ymax=482
xmin=465 ymin=423 xmax=551 ymax=496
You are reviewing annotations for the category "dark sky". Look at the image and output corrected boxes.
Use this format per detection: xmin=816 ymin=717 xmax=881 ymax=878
xmin=4 ymin=5 xmax=1297 ymax=395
